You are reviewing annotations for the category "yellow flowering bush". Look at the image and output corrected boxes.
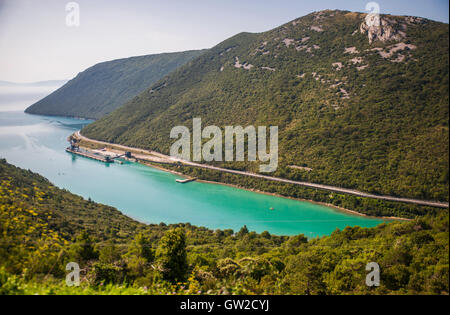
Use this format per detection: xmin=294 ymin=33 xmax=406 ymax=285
xmin=0 ymin=180 xmax=65 ymax=278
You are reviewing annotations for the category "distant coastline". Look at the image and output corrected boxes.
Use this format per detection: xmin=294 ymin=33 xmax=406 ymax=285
xmin=0 ymin=79 xmax=68 ymax=87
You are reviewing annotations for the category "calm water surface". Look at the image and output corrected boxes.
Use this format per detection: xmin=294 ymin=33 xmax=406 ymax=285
xmin=0 ymin=86 xmax=387 ymax=236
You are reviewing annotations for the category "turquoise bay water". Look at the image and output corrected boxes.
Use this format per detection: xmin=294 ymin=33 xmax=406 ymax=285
xmin=0 ymin=88 xmax=386 ymax=236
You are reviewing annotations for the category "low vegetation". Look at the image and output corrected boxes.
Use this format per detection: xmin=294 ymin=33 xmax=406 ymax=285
xmin=1 ymin=159 xmax=448 ymax=295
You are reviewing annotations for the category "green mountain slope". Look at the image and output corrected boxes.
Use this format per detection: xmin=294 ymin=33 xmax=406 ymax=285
xmin=25 ymin=50 xmax=205 ymax=119
xmin=0 ymin=159 xmax=145 ymax=243
xmin=82 ymin=10 xmax=449 ymax=201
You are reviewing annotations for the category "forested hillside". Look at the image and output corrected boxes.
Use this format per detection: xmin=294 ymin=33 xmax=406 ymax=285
xmin=25 ymin=50 xmax=205 ymax=119
xmin=82 ymin=10 xmax=449 ymax=202
xmin=0 ymin=159 xmax=448 ymax=295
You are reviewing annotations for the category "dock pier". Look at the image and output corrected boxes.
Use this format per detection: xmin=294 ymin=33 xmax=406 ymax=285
xmin=66 ymin=148 xmax=114 ymax=163
xmin=175 ymin=178 xmax=197 ymax=184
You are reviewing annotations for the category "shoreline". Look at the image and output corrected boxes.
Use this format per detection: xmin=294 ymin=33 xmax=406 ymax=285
xmin=78 ymin=141 xmax=412 ymax=222
xmin=74 ymin=131 xmax=449 ymax=209
xmin=73 ymin=132 xmax=429 ymax=222
xmin=141 ymin=161 xmax=411 ymax=222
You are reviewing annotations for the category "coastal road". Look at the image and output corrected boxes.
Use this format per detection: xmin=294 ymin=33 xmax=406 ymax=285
xmin=74 ymin=131 xmax=449 ymax=209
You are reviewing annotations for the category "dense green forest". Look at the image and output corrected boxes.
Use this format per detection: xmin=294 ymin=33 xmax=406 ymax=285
xmin=25 ymin=50 xmax=205 ymax=119
xmin=82 ymin=10 xmax=449 ymax=202
xmin=1 ymin=159 xmax=448 ymax=295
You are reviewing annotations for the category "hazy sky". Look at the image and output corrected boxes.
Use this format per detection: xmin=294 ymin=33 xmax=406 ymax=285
xmin=0 ymin=0 xmax=448 ymax=83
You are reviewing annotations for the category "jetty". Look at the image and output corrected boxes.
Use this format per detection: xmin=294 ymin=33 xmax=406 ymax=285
xmin=66 ymin=148 xmax=114 ymax=163
xmin=66 ymin=135 xmax=133 ymax=164
xmin=176 ymin=178 xmax=197 ymax=184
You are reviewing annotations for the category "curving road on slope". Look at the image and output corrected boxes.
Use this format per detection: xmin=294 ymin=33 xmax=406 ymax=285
xmin=74 ymin=131 xmax=449 ymax=209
